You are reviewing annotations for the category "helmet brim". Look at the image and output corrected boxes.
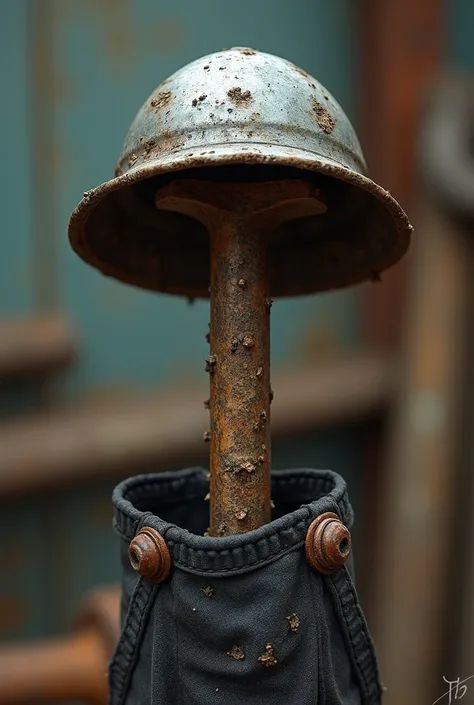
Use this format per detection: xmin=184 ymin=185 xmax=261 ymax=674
xmin=68 ymin=142 xmax=412 ymax=298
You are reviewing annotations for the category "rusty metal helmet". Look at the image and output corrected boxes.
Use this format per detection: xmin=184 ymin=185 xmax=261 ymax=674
xmin=68 ymin=47 xmax=412 ymax=298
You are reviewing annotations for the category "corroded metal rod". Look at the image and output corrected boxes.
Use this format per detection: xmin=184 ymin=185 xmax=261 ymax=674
xmin=209 ymin=216 xmax=271 ymax=535
xmin=156 ymin=178 xmax=326 ymax=536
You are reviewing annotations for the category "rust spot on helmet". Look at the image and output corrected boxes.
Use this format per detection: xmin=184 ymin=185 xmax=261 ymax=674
xmin=312 ymin=98 xmax=336 ymax=134
xmin=150 ymin=91 xmax=172 ymax=109
xmin=227 ymin=87 xmax=253 ymax=107
xmin=240 ymin=48 xmax=256 ymax=56
xmin=140 ymin=138 xmax=156 ymax=156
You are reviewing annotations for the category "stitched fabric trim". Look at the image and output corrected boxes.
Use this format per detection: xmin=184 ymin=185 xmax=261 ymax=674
xmin=113 ymin=468 xmax=353 ymax=576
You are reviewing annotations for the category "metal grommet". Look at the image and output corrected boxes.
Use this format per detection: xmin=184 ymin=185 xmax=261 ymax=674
xmin=128 ymin=527 xmax=171 ymax=583
xmin=305 ymin=511 xmax=351 ymax=574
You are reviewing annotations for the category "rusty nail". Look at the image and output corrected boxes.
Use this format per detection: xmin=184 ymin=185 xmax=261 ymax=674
xmin=235 ymin=509 xmax=248 ymax=521
xmin=241 ymin=461 xmax=255 ymax=473
xmin=242 ymin=334 xmax=254 ymax=349
xmin=256 ymin=366 xmax=263 ymax=378
xmin=203 ymin=430 xmax=211 ymax=443
xmin=204 ymin=492 xmax=210 ymax=501
xmin=258 ymin=454 xmax=265 ymax=464
xmin=230 ymin=338 xmax=239 ymax=352
xmin=237 ymin=278 xmax=247 ymax=288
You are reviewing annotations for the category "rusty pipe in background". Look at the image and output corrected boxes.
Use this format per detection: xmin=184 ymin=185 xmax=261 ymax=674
xmin=0 ymin=315 xmax=76 ymax=381
xmin=0 ymin=586 xmax=119 ymax=705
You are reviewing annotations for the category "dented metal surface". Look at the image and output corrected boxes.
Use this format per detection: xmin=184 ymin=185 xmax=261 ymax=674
xmin=68 ymin=47 xmax=412 ymax=298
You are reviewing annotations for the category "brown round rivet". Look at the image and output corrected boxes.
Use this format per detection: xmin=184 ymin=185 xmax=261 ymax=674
xmin=305 ymin=512 xmax=351 ymax=574
xmin=128 ymin=527 xmax=171 ymax=583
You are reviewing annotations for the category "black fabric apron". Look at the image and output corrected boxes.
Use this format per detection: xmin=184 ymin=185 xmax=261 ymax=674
xmin=110 ymin=467 xmax=382 ymax=705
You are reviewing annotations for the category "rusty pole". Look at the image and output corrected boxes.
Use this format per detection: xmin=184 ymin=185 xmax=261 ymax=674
xmin=209 ymin=215 xmax=271 ymax=536
xmin=156 ymin=177 xmax=326 ymax=536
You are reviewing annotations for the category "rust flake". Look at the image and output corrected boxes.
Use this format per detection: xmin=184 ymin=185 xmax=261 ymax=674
xmin=241 ymin=333 xmax=254 ymax=348
xmin=286 ymin=613 xmax=300 ymax=632
xmin=217 ymin=522 xmax=228 ymax=536
xmin=240 ymin=49 xmax=256 ymax=56
xmin=235 ymin=508 xmax=248 ymax=521
xmin=254 ymin=409 xmax=267 ymax=431
xmin=150 ymin=91 xmax=172 ymax=109
xmin=227 ymin=645 xmax=245 ymax=661
xmin=227 ymin=87 xmax=253 ymax=107
xmin=258 ymin=643 xmax=277 ymax=667
xmin=201 ymin=585 xmax=214 ymax=598
xmin=223 ymin=460 xmax=256 ymax=475
xmin=205 ymin=354 xmax=217 ymax=373
xmin=312 ymin=98 xmax=336 ymax=134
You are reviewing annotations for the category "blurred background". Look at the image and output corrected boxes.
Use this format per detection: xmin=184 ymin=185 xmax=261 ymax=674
xmin=0 ymin=1 xmax=473 ymax=704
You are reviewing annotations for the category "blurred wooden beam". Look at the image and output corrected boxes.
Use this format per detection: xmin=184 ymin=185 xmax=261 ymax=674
xmin=357 ymin=0 xmax=444 ymax=618
xmin=371 ymin=194 xmax=468 ymax=705
xmin=0 ymin=351 xmax=396 ymax=497
xmin=359 ymin=0 xmax=444 ymax=348
xmin=0 ymin=315 xmax=76 ymax=380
